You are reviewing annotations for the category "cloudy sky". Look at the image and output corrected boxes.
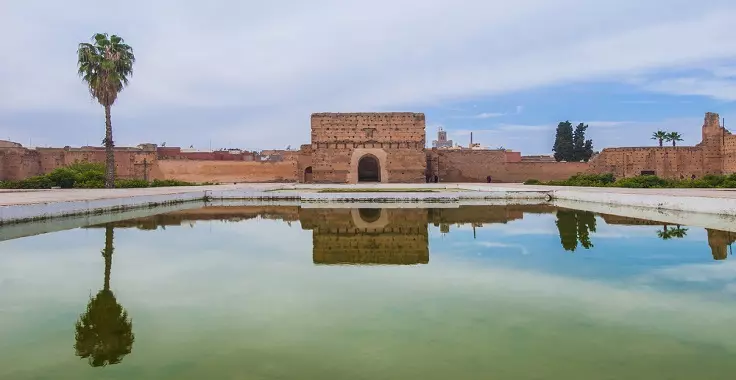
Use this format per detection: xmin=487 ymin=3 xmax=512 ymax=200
xmin=1 ymin=0 xmax=736 ymax=154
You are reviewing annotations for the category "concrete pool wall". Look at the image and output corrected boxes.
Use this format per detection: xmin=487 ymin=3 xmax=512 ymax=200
xmin=2 ymin=183 xmax=736 ymax=225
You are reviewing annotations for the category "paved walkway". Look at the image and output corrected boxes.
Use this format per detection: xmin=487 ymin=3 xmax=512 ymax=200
xmin=4 ymin=183 xmax=736 ymax=207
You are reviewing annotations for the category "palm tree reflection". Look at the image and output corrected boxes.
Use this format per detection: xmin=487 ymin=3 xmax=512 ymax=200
xmin=657 ymin=224 xmax=689 ymax=240
xmin=74 ymin=224 xmax=134 ymax=367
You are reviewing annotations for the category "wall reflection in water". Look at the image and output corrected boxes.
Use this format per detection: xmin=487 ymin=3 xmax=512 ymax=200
xmin=92 ymin=205 xmax=735 ymax=264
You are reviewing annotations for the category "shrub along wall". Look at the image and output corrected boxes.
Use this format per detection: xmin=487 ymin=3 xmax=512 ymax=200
xmin=0 ymin=162 xmax=203 ymax=189
xmin=524 ymin=173 xmax=736 ymax=188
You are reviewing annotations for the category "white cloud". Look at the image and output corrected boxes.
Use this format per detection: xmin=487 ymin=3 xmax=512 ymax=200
xmin=643 ymin=77 xmax=736 ymax=101
xmin=474 ymin=112 xmax=506 ymax=119
xmin=0 ymin=0 xmax=735 ymax=149
xmin=477 ymin=241 xmax=530 ymax=255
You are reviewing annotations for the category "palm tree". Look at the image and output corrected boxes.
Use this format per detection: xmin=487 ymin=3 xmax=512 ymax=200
xmin=74 ymin=225 xmax=134 ymax=367
xmin=651 ymin=131 xmax=668 ymax=147
xmin=666 ymin=132 xmax=684 ymax=147
xmin=77 ymin=33 xmax=135 ymax=188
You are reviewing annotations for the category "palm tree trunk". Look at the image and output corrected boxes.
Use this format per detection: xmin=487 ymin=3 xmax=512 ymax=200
xmin=103 ymin=225 xmax=114 ymax=291
xmin=104 ymin=104 xmax=115 ymax=188
xmin=659 ymin=139 xmax=663 ymax=147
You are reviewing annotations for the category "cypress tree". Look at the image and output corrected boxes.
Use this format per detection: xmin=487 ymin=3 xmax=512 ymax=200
xmin=572 ymin=123 xmax=588 ymax=161
xmin=553 ymin=121 xmax=574 ymax=161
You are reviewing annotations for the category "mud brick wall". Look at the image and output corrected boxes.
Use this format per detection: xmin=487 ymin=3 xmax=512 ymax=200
xmin=310 ymin=112 xmax=426 ymax=183
xmin=426 ymin=149 xmax=588 ymax=182
xmin=588 ymin=112 xmax=734 ymax=179
xmin=588 ymin=147 xmax=705 ymax=179
xmin=722 ymin=135 xmax=736 ymax=174
xmin=0 ymin=148 xmax=42 ymax=180
xmin=700 ymin=112 xmax=725 ymax=175
xmin=155 ymin=160 xmax=298 ymax=183
xmin=427 ymin=149 xmax=507 ymax=181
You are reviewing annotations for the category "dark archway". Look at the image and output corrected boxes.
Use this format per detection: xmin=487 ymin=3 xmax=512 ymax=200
xmin=358 ymin=155 xmax=380 ymax=182
xmin=358 ymin=208 xmax=382 ymax=224
xmin=304 ymin=166 xmax=313 ymax=183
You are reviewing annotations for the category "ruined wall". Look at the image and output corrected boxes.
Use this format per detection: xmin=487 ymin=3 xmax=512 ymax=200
xmin=700 ymin=112 xmax=726 ymax=175
xmin=426 ymin=149 xmax=588 ymax=182
xmin=589 ymin=112 xmax=733 ymax=179
xmin=587 ymin=147 xmax=705 ymax=179
xmin=37 ymin=148 xmax=157 ymax=179
xmin=297 ymin=144 xmax=313 ymax=183
xmin=0 ymin=149 xmax=42 ymax=181
xmin=722 ymin=134 xmax=736 ymax=174
xmin=310 ymin=112 xmax=426 ymax=183
xmin=427 ymin=149 xmax=506 ymax=181
xmin=157 ymin=147 xmax=256 ymax=161
xmin=0 ymin=146 xmax=157 ymax=181
xmin=504 ymin=162 xmax=590 ymax=182
xmin=155 ymin=160 xmax=298 ymax=183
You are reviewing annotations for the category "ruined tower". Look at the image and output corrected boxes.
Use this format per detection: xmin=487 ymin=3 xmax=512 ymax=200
xmin=700 ymin=112 xmax=726 ymax=175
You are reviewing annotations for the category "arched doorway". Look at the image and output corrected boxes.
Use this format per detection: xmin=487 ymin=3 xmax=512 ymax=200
xmin=358 ymin=208 xmax=382 ymax=223
xmin=304 ymin=166 xmax=313 ymax=183
xmin=358 ymin=155 xmax=380 ymax=182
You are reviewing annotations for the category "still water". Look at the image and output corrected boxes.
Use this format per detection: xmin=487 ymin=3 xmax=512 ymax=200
xmin=1 ymin=204 xmax=735 ymax=379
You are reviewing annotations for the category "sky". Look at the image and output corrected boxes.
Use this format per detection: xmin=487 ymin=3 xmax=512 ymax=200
xmin=1 ymin=0 xmax=736 ymax=154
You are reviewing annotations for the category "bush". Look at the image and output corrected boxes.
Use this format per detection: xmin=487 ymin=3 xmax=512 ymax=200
xmin=701 ymin=174 xmax=725 ymax=188
xmin=47 ymin=167 xmax=78 ymax=188
xmin=150 ymin=179 xmax=195 ymax=187
xmin=46 ymin=162 xmax=105 ymax=188
xmin=524 ymin=179 xmax=541 ymax=185
xmin=0 ymin=176 xmax=54 ymax=189
xmin=74 ymin=179 xmax=105 ymax=189
xmin=611 ymin=175 xmax=671 ymax=188
xmin=115 ymin=179 xmax=150 ymax=188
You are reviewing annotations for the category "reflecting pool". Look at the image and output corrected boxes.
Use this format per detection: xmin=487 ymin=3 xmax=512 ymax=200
xmin=1 ymin=204 xmax=735 ymax=379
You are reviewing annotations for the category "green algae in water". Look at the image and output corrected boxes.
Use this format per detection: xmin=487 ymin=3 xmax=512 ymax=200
xmin=1 ymin=205 xmax=735 ymax=379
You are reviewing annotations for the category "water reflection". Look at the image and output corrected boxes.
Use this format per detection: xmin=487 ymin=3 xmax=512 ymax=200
xmin=90 ymin=205 xmax=734 ymax=262
xmin=600 ymin=214 xmax=735 ymax=260
xmin=555 ymin=210 xmax=597 ymax=251
xmin=74 ymin=224 xmax=135 ymax=367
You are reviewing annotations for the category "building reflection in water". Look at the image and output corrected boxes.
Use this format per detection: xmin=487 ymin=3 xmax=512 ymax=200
xmin=299 ymin=208 xmax=430 ymax=265
xmin=92 ymin=205 xmax=734 ymax=262
xmin=598 ymin=213 xmax=735 ymax=260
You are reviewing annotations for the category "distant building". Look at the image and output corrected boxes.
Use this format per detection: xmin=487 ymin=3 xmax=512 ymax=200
xmin=432 ymin=127 xmax=453 ymax=148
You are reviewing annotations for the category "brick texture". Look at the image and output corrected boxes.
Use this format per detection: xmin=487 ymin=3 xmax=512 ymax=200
xmin=309 ymin=112 xmax=426 ymax=183
xmin=589 ymin=112 xmax=732 ymax=179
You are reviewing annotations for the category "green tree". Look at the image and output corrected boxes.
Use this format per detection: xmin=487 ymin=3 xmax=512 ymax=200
xmin=571 ymin=122 xmax=595 ymax=162
xmin=553 ymin=121 xmax=574 ymax=162
xmin=583 ymin=139 xmax=594 ymax=161
xmin=666 ymin=132 xmax=684 ymax=147
xmin=651 ymin=130 xmax=668 ymax=147
xmin=77 ymin=33 xmax=135 ymax=188
xmin=572 ymin=123 xmax=586 ymax=161
xmin=74 ymin=225 xmax=134 ymax=367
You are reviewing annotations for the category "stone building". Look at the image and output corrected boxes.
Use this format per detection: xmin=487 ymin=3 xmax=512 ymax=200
xmin=302 ymin=112 xmax=427 ymax=183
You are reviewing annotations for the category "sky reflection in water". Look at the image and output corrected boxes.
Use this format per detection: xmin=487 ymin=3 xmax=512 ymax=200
xmin=0 ymin=205 xmax=735 ymax=379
